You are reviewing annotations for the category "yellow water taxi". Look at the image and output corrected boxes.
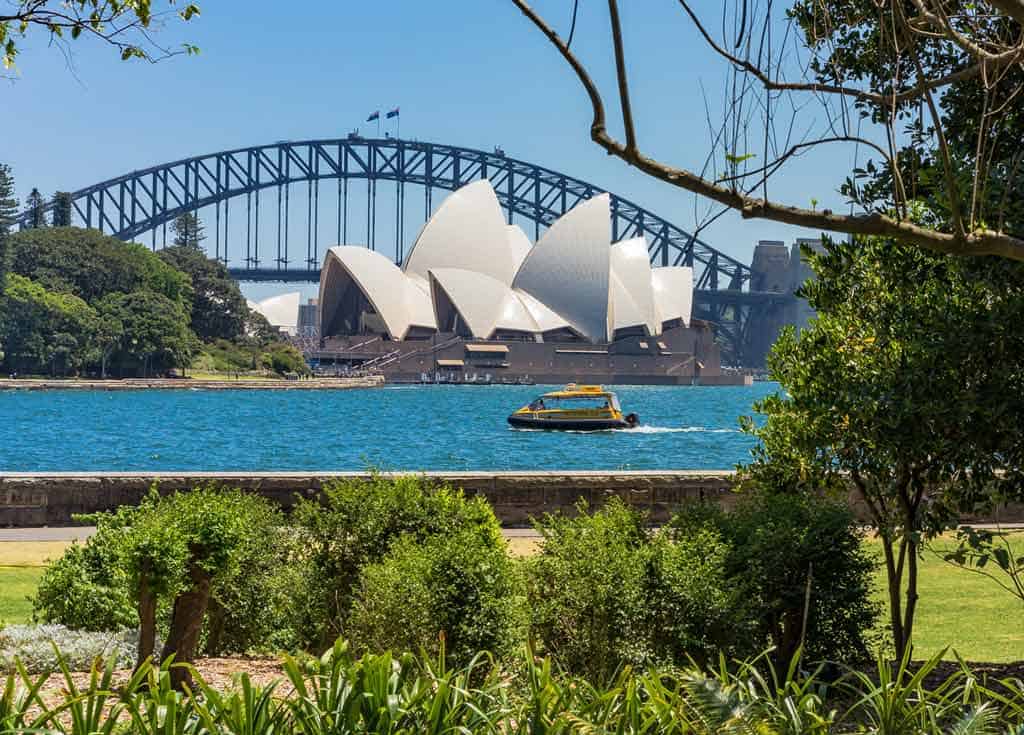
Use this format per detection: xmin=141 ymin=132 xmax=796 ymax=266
xmin=507 ymin=384 xmax=639 ymax=431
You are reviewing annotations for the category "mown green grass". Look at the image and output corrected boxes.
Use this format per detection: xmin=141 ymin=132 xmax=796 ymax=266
xmin=2 ymin=536 xmax=1022 ymax=661
xmin=0 ymin=566 xmax=43 ymax=624
xmin=869 ymin=533 xmax=1024 ymax=663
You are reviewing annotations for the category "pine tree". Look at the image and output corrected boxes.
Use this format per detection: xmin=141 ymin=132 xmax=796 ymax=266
xmin=0 ymin=165 xmax=18 ymax=297
xmin=171 ymin=212 xmax=205 ymax=248
xmin=25 ymin=188 xmax=47 ymax=229
xmin=52 ymin=191 xmax=73 ymax=227
xmin=0 ymin=164 xmax=18 ymax=243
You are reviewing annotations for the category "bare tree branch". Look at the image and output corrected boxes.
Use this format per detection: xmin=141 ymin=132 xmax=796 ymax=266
xmin=509 ymin=0 xmax=1024 ymax=260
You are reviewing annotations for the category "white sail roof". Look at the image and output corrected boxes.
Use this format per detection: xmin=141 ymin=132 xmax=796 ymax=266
xmin=610 ymin=237 xmax=659 ymax=336
xmin=506 ymin=225 xmax=533 ymax=272
xmin=249 ymin=291 xmax=301 ymax=335
xmin=403 ymin=179 xmax=519 ymax=285
xmin=513 ymin=288 xmax=571 ymax=333
xmin=429 ymin=268 xmax=538 ymax=339
xmin=512 ymin=193 xmax=612 ymax=343
xmin=650 ymin=266 xmax=694 ymax=328
xmin=320 ymin=246 xmax=436 ymax=340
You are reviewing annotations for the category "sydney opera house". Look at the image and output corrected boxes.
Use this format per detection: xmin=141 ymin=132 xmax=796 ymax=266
xmin=311 ymin=180 xmax=745 ymax=385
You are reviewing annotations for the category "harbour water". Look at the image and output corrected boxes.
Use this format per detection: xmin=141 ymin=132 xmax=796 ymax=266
xmin=0 ymin=383 xmax=779 ymax=471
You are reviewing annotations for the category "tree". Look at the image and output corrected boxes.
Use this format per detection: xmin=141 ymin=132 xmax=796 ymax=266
xmin=170 ymin=211 xmax=205 ymax=248
xmin=746 ymin=235 xmax=1024 ymax=660
xmin=51 ymin=191 xmax=73 ymax=227
xmin=158 ymin=240 xmax=248 ymax=342
xmin=511 ymin=1 xmax=1024 ymax=260
xmin=1 ymin=1 xmax=200 ymax=71
xmin=0 ymin=273 xmax=97 ymax=374
xmin=102 ymin=290 xmax=196 ymax=376
xmin=7 ymin=227 xmax=191 ymax=307
xmin=25 ymin=188 xmax=46 ymax=228
xmin=0 ymin=164 xmax=17 ymax=269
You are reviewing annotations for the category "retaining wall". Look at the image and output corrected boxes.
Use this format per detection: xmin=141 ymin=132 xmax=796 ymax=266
xmin=2 ymin=471 xmax=1020 ymax=527
xmin=0 ymin=471 xmax=737 ymax=527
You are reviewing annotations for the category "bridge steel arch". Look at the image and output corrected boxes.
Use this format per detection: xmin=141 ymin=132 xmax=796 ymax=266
xmin=16 ymin=137 xmax=778 ymax=364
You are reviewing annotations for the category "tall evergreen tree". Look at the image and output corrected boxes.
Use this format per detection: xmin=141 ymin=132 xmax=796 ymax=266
xmin=25 ymin=188 xmax=47 ymax=229
xmin=170 ymin=212 xmax=205 ymax=248
xmin=0 ymin=165 xmax=17 ymax=238
xmin=51 ymin=191 xmax=73 ymax=227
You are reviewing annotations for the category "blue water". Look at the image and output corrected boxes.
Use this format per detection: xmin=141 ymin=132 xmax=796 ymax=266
xmin=0 ymin=384 xmax=779 ymax=471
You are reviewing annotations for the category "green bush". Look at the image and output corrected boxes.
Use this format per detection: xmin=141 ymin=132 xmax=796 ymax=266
xmin=643 ymin=525 xmax=749 ymax=667
xmin=32 ymin=544 xmax=136 ymax=632
xmin=668 ymin=490 xmax=879 ymax=667
xmin=347 ymin=528 xmax=522 ymax=666
xmin=525 ymin=500 xmax=652 ymax=680
xmin=291 ymin=474 xmax=504 ymax=650
xmin=33 ymin=487 xmax=296 ymax=659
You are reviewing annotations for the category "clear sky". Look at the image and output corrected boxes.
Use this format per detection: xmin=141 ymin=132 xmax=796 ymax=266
xmin=3 ymin=1 xmax=856 ymax=301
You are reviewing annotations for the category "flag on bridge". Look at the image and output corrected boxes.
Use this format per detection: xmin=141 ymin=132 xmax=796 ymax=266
xmin=366 ymin=110 xmax=380 ymax=122
xmin=386 ymin=107 xmax=400 ymax=119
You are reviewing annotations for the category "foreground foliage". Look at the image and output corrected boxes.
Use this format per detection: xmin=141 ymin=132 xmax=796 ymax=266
xmin=748 ymin=235 xmax=1024 ymax=660
xmin=1 ymin=640 xmax=1022 ymax=734
xmin=34 ymin=479 xmax=880 ymax=685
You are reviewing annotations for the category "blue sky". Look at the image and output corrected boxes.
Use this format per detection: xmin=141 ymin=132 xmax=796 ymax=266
xmin=3 ymin=1 xmax=855 ymax=301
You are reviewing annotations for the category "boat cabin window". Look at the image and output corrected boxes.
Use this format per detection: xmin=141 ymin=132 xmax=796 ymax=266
xmin=529 ymin=395 xmax=620 ymax=411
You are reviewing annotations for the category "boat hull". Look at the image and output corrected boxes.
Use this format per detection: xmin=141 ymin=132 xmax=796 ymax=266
xmin=507 ymin=414 xmax=634 ymax=431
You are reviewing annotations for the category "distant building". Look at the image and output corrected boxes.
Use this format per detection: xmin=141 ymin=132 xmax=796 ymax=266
xmin=297 ymin=298 xmax=320 ymax=337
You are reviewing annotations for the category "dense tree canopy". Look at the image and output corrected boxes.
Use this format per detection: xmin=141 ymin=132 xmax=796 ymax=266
xmin=1 ymin=273 xmax=96 ymax=374
xmin=158 ymin=241 xmax=247 ymax=342
xmin=96 ymin=290 xmax=196 ymax=376
xmin=8 ymin=227 xmax=190 ymax=307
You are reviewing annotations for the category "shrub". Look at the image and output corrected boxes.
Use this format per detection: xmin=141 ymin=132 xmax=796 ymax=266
xmin=347 ymin=528 xmax=522 ymax=666
xmin=643 ymin=525 xmax=749 ymax=667
xmin=0 ymin=624 xmax=140 ymax=673
xmin=668 ymin=490 xmax=879 ymax=667
xmin=525 ymin=499 xmax=652 ymax=680
xmin=291 ymin=474 xmax=502 ymax=650
xmin=33 ymin=505 xmax=140 ymax=632
xmin=33 ymin=487 xmax=296 ymax=666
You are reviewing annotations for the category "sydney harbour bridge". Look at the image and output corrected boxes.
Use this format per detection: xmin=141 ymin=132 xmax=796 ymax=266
xmin=15 ymin=136 xmax=801 ymax=366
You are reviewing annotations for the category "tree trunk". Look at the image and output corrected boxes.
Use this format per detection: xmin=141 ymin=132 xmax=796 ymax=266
xmin=901 ymin=514 xmax=921 ymax=662
xmin=136 ymin=570 xmax=157 ymax=670
xmin=160 ymin=555 xmax=212 ymax=690
xmin=880 ymin=534 xmax=907 ymax=659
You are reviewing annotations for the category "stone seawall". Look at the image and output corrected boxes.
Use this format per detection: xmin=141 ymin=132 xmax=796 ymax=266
xmin=0 ymin=471 xmax=737 ymax=527
xmin=2 ymin=471 xmax=1020 ymax=527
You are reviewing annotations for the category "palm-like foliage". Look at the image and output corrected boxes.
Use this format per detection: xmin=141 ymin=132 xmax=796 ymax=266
xmin=1 ymin=641 xmax=1022 ymax=734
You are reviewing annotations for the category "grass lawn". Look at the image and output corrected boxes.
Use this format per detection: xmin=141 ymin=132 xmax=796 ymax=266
xmin=875 ymin=533 xmax=1024 ymax=663
xmin=2 ymin=534 xmax=1022 ymax=661
xmin=187 ymin=371 xmax=277 ymax=382
xmin=0 ymin=541 xmax=73 ymax=625
xmin=0 ymin=567 xmax=44 ymax=624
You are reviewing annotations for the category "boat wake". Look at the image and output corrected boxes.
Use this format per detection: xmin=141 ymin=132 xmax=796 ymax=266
xmin=509 ymin=425 xmax=738 ymax=435
xmin=623 ymin=425 xmax=738 ymax=434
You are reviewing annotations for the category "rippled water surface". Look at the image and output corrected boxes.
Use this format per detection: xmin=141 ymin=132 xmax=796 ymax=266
xmin=0 ymin=383 xmax=779 ymax=471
